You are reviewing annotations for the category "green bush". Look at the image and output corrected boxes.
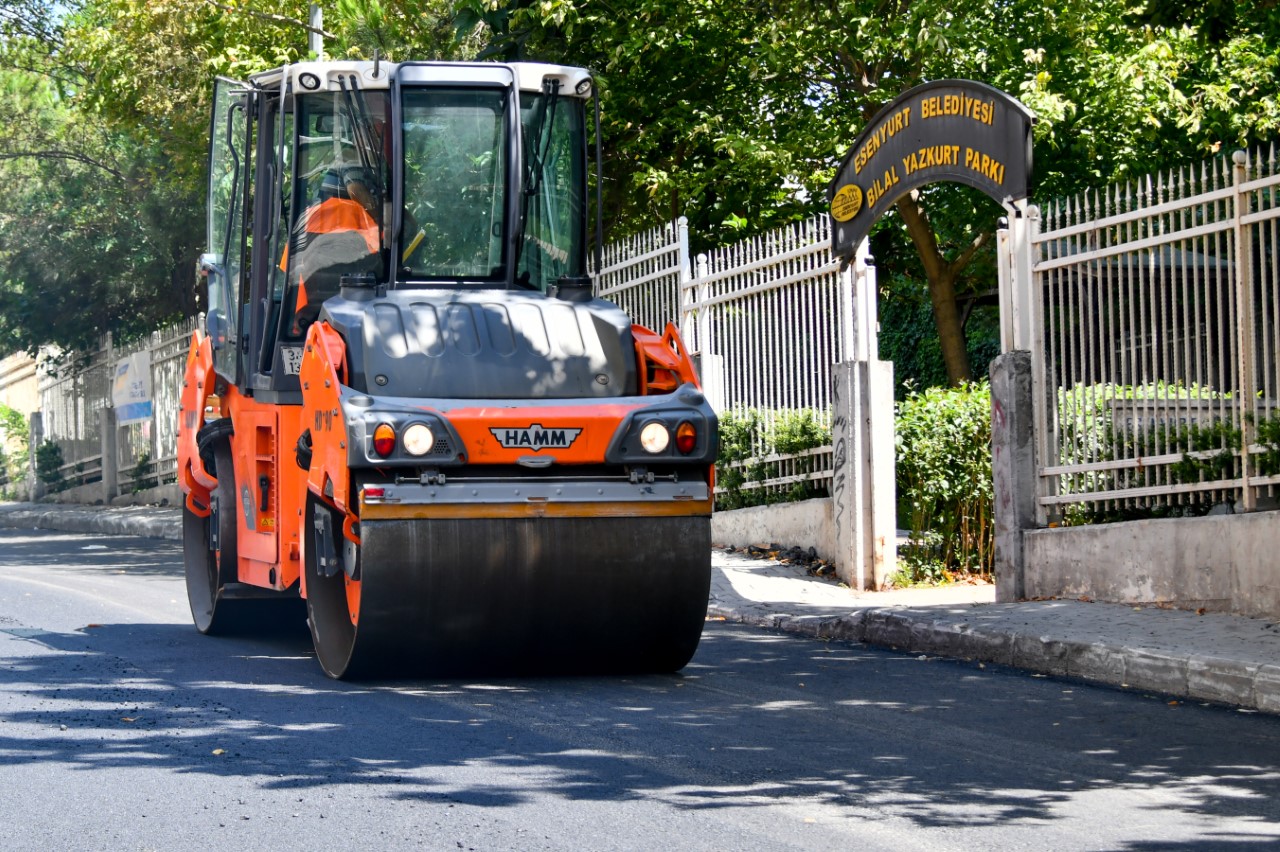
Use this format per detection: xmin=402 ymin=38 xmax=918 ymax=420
xmin=130 ymin=449 xmax=158 ymax=493
xmin=1256 ymin=412 xmax=1280 ymax=478
xmin=894 ymin=382 xmax=993 ymax=584
xmin=35 ymin=439 xmax=65 ymax=492
xmin=0 ymin=403 xmax=28 ymax=498
xmin=1054 ymin=382 xmax=1264 ymax=523
xmin=715 ymin=408 xmax=831 ymax=510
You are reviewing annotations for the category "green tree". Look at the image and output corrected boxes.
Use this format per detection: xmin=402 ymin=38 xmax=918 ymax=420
xmin=0 ymin=0 xmax=469 ymax=357
xmin=0 ymin=6 xmax=198 ymax=356
xmin=457 ymin=0 xmax=1280 ymax=385
xmin=0 ymin=402 xmax=29 ymax=497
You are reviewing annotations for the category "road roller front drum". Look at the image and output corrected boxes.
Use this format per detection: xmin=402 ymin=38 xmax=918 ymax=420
xmin=302 ymin=498 xmax=712 ymax=680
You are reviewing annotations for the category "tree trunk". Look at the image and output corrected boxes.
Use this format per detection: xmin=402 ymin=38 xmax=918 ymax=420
xmin=894 ymin=193 xmax=973 ymax=386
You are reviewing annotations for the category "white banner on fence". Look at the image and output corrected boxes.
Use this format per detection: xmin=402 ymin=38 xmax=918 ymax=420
xmin=112 ymin=351 xmax=153 ymax=425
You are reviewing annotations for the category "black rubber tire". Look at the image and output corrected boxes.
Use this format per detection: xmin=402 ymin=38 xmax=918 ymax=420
xmin=184 ymin=443 xmax=244 ymax=634
xmin=304 ymin=493 xmax=360 ymax=678
xmin=184 ymin=443 xmax=304 ymax=636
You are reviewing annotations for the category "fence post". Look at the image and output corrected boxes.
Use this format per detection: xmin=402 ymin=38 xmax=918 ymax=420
xmin=1006 ymin=198 xmax=1036 ymax=352
xmin=839 ymin=264 xmax=856 ymax=363
xmin=831 ymin=363 xmax=865 ymax=588
xmin=100 ymin=406 xmax=118 ymax=504
xmin=28 ymin=411 xmax=43 ymax=500
xmin=996 ymin=220 xmax=1013 ymax=352
xmin=1233 ymin=150 xmax=1256 ymax=512
xmin=1002 ymin=200 xmax=1049 ymax=527
xmin=692 ymin=252 xmax=725 ymax=412
xmin=309 ymin=4 xmax=325 ymax=59
xmin=990 ymin=350 xmax=1036 ymax=602
xmin=676 ymin=217 xmax=694 ymax=342
xmin=853 ymin=239 xmax=876 ymax=361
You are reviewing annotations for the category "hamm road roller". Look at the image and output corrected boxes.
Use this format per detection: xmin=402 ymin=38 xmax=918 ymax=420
xmin=177 ymin=60 xmax=717 ymax=678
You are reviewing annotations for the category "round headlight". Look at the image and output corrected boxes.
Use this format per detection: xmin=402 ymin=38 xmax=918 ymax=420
xmin=639 ymin=422 xmax=670 ymax=454
xmin=402 ymin=423 xmax=435 ymax=456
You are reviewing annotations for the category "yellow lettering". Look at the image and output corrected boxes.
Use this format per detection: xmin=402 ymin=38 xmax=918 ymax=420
xmin=962 ymin=147 xmax=1006 ymax=185
xmin=920 ymin=93 xmax=999 ymax=126
xmin=865 ymin=166 xmax=900 ymax=207
xmin=902 ymin=144 xmax=964 ymax=177
xmin=854 ymin=106 xmax=912 ymax=175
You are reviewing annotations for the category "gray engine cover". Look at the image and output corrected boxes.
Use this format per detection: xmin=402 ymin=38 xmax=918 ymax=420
xmin=320 ymin=289 xmax=638 ymax=399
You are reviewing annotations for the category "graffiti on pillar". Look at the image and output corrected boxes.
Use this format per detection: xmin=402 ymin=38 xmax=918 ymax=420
xmin=831 ymin=372 xmax=849 ymax=532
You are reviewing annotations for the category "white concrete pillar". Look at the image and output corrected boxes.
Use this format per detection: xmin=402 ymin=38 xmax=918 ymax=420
xmin=832 ymin=359 xmax=896 ymax=589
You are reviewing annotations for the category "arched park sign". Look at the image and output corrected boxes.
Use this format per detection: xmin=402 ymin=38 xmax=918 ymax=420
xmin=828 ymin=79 xmax=1034 ymax=261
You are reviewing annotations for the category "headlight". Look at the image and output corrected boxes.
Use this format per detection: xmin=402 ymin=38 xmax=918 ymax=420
xmin=402 ymin=423 xmax=435 ymax=456
xmin=639 ymin=422 xmax=670 ymax=454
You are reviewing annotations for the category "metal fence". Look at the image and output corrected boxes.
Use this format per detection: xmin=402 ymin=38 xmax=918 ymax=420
xmin=1033 ymin=145 xmax=1280 ymax=520
xmin=37 ymin=352 xmax=110 ymax=488
xmin=38 ymin=318 xmax=197 ymax=493
xmin=595 ymin=218 xmax=689 ymax=338
xmin=599 ymin=214 xmax=851 ymax=499
xmin=685 ymin=215 xmax=850 ymax=435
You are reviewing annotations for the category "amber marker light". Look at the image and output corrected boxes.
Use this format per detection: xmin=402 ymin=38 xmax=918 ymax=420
xmin=372 ymin=423 xmax=396 ymax=457
xmin=675 ymin=421 xmax=697 ymax=454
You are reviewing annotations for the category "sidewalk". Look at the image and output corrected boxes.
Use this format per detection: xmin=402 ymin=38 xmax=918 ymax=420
xmin=3 ymin=501 xmax=1279 ymax=714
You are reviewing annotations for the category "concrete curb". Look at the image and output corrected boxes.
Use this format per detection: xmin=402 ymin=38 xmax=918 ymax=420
xmin=0 ymin=503 xmax=182 ymax=541
xmin=708 ymin=601 xmax=1280 ymax=714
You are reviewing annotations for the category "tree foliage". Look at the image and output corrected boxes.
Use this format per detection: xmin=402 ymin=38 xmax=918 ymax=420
xmin=458 ymin=0 xmax=1280 ymax=384
xmin=0 ymin=0 xmax=1274 ymax=381
xmin=0 ymin=0 xmax=466 ymax=357
xmin=0 ymin=3 xmax=194 ymax=355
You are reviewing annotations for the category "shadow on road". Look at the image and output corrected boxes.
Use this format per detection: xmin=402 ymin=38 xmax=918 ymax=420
xmin=0 ymin=616 xmax=1278 ymax=848
xmin=0 ymin=529 xmax=183 ymax=577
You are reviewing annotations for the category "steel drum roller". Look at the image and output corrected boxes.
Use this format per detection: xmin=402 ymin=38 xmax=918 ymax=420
xmin=306 ymin=509 xmax=712 ymax=679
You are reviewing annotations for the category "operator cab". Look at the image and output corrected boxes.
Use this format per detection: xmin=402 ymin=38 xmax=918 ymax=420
xmin=203 ymin=61 xmax=599 ymax=402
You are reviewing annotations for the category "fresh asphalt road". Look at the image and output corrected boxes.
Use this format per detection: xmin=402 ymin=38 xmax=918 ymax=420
xmin=1 ymin=529 xmax=1279 ymax=851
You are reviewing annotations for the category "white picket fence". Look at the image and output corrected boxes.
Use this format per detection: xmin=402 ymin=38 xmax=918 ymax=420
xmin=686 ymin=216 xmax=850 ymax=430
xmin=596 ymin=218 xmax=689 ymax=339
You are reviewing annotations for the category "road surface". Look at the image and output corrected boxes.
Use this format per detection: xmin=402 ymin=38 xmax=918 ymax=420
xmin=1 ymin=528 xmax=1278 ymax=850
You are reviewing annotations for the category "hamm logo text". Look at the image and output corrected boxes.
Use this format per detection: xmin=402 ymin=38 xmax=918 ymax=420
xmin=490 ymin=424 xmax=582 ymax=451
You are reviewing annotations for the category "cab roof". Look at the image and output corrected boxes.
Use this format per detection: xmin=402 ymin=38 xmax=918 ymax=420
xmin=249 ymin=60 xmax=594 ymax=99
